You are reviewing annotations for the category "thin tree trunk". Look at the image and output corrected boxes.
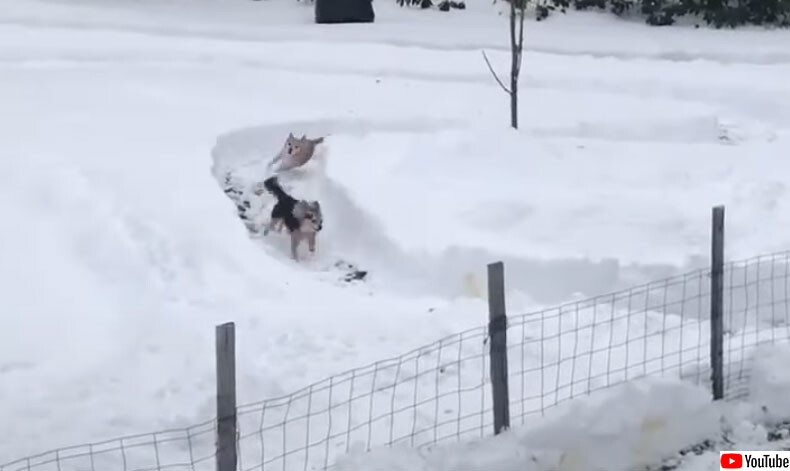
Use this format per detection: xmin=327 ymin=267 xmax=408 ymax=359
xmin=510 ymin=75 xmax=518 ymax=129
xmin=509 ymin=0 xmax=518 ymax=129
xmin=481 ymin=0 xmax=525 ymax=129
xmin=508 ymin=0 xmax=525 ymax=129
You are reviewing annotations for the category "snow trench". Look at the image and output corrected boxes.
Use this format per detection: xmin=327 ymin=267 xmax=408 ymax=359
xmin=211 ymin=118 xmax=721 ymax=304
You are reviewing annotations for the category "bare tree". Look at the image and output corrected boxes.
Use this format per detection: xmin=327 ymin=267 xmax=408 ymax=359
xmin=483 ymin=0 xmax=527 ymax=129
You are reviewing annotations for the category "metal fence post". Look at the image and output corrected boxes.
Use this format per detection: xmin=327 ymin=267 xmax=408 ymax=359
xmin=487 ymin=261 xmax=510 ymax=434
xmin=711 ymin=206 xmax=725 ymax=400
xmin=216 ymin=322 xmax=238 ymax=471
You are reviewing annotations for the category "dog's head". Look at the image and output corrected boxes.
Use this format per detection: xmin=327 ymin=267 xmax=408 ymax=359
xmin=295 ymin=200 xmax=323 ymax=232
xmin=284 ymin=132 xmax=308 ymax=156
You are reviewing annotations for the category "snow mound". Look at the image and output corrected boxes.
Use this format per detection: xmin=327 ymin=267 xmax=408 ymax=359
xmin=749 ymin=343 xmax=790 ymax=424
xmin=335 ymin=377 xmax=720 ymax=471
xmin=336 ymin=343 xmax=790 ymax=471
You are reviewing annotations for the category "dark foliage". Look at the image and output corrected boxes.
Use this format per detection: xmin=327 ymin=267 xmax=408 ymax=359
xmin=396 ymin=0 xmax=467 ymax=11
xmin=533 ymin=0 xmax=790 ymax=27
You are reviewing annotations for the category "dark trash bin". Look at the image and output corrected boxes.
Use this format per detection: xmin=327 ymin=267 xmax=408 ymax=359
xmin=315 ymin=0 xmax=375 ymax=23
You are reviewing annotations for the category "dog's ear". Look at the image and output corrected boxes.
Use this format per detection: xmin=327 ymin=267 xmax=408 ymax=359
xmin=312 ymin=201 xmax=321 ymax=209
xmin=288 ymin=132 xmax=294 ymax=139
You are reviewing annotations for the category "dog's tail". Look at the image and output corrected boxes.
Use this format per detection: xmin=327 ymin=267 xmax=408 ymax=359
xmin=263 ymin=176 xmax=288 ymax=200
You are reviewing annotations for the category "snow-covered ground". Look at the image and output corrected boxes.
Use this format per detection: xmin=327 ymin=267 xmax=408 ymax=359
xmin=337 ymin=344 xmax=790 ymax=471
xmin=2 ymin=0 xmax=790 ymax=467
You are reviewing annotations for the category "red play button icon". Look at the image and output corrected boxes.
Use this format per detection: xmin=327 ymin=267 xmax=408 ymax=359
xmin=720 ymin=453 xmax=743 ymax=469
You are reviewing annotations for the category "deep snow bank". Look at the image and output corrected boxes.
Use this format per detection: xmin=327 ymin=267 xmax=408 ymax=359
xmin=335 ymin=377 xmax=721 ymax=471
xmin=322 ymin=126 xmax=790 ymax=266
xmin=748 ymin=343 xmax=790 ymax=424
xmin=335 ymin=344 xmax=790 ymax=471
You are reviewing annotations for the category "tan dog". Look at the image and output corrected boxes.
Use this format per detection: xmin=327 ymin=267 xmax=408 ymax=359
xmin=268 ymin=133 xmax=325 ymax=172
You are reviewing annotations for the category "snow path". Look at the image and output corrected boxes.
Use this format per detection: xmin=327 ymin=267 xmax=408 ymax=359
xmin=212 ymin=119 xmax=723 ymax=303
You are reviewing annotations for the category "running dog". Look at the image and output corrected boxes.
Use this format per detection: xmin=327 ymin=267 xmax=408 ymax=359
xmin=259 ymin=176 xmax=323 ymax=261
xmin=267 ymin=133 xmax=325 ymax=173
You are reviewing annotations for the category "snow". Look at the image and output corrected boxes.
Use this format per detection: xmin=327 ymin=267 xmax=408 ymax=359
xmin=748 ymin=343 xmax=790 ymax=424
xmin=2 ymin=0 xmax=790 ymax=468
xmin=336 ymin=344 xmax=790 ymax=471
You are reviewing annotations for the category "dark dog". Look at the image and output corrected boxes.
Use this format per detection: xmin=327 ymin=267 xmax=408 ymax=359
xmin=260 ymin=176 xmax=323 ymax=260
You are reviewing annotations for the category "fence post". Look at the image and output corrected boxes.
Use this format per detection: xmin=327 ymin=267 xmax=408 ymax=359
xmin=487 ymin=261 xmax=510 ymax=434
xmin=216 ymin=322 xmax=237 ymax=471
xmin=710 ymin=206 xmax=725 ymax=401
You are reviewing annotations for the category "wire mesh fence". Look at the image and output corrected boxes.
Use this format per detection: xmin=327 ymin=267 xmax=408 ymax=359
xmin=723 ymin=251 xmax=790 ymax=399
xmin=504 ymin=250 xmax=790 ymax=426
xmin=3 ymin=250 xmax=790 ymax=471
xmin=0 ymin=420 xmax=218 ymax=471
xmin=505 ymin=267 xmax=712 ymax=426
xmin=234 ymin=326 xmax=492 ymax=471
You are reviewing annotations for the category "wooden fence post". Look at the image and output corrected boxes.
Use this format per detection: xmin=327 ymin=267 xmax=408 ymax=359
xmin=216 ymin=322 xmax=237 ymax=471
xmin=710 ymin=206 xmax=725 ymax=400
xmin=487 ymin=261 xmax=510 ymax=434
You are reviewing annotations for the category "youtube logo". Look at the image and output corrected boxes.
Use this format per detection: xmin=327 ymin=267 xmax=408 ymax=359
xmin=720 ymin=450 xmax=790 ymax=469
xmin=721 ymin=453 xmax=742 ymax=469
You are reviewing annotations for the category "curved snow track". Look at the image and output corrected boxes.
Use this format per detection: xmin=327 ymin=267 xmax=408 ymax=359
xmin=210 ymin=119 xmax=710 ymax=303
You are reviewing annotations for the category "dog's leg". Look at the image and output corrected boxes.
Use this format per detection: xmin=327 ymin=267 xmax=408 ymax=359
xmin=308 ymin=233 xmax=316 ymax=254
xmin=263 ymin=218 xmax=279 ymax=236
xmin=290 ymin=233 xmax=300 ymax=261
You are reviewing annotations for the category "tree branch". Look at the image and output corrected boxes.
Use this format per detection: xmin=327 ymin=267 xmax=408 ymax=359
xmin=481 ymin=50 xmax=511 ymax=95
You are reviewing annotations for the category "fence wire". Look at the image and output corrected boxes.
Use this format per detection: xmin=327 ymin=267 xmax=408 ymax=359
xmin=723 ymin=251 xmax=790 ymax=399
xmin=4 ymin=251 xmax=790 ymax=471
xmin=506 ymin=267 xmax=712 ymax=426
xmin=0 ymin=420 xmax=218 ymax=471
xmin=234 ymin=326 xmax=491 ymax=471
